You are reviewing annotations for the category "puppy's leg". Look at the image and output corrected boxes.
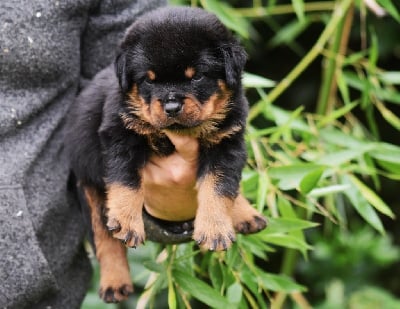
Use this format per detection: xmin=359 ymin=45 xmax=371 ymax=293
xmin=231 ymin=194 xmax=267 ymax=234
xmin=194 ymin=174 xmax=236 ymax=251
xmin=105 ymin=183 xmax=145 ymax=248
xmin=84 ymin=186 xmax=133 ymax=303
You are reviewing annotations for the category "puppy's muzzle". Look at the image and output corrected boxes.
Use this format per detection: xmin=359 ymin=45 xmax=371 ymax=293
xmin=164 ymin=92 xmax=183 ymax=117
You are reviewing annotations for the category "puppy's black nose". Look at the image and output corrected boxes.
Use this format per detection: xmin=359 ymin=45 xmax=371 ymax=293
xmin=164 ymin=101 xmax=182 ymax=116
xmin=164 ymin=92 xmax=182 ymax=116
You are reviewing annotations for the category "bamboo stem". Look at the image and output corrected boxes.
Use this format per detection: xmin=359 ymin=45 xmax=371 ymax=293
xmin=316 ymin=1 xmax=354 ymax=115
xmin=249 ymin=0 xmax=354 ymax=121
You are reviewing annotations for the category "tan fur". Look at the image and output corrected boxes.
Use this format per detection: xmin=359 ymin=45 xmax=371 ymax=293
xmin=185 ymin=66 xmax=196 ymax=79
xmin=84 ymin=186 xmax=133 ymax=302
xmin=106 ymin=183 xmax=145 ymax=248
xmin=124 ymin=81 xmax=237 ymax=145
xmin=147 ymin=70 xmax=156 ymax=81
xmin=194 ymin=174 xmax=236 ymax=251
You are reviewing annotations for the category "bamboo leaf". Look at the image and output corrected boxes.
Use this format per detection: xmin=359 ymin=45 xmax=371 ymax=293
xmin=243 ymin=72 xmax=276 ymax=88
xmin=349 ymin=175 xmax=395 ymax=219
xmin=227 ymin=282 xmax=242 ymax=305
xmin=168 ymin=276 xmax=177 ymax=309
xmin=308 ymin=184 xmax=351 ymax=197
xmin=258 ymin=272 xmax=306 ymax=292
xmin=263 ymin=217 xmax=319 ymax=234
xmin=269 ymin=18 xmax=310 ymax=47
xmin=316 ymin=147 xmax=373 ymax=166
xmin=375 ymin=101 xmax=400 ymax=130
xmin=257 ymin=170 xmax=268 ymax=212
xmin=378 ymin=71 xmax=400 ymax=85
xmin=318 ymin=102 xmax=358 ymax=127
xmin=377 ymin=0 xmax=400 ymax=22
xmin=299 ymin=167 xmax=324 ymax=194
xmin=292 ymin=0 xmax=305 ymax=22
xmin=261 ymin=233 xmax=312 ymax=254
xmin=268 ymin=164 xmax=324 ymax=190
xmin=341 ymin=175 xmax=385 ymax=234
xmin=173 ymin=268 xmax=230 ymax=308
xmin=202 ymin=0 xmax=249 ymax=38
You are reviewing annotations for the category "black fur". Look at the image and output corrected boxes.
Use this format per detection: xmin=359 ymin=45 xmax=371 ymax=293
xmin=65 ymin=6 xmax=248 ymax=208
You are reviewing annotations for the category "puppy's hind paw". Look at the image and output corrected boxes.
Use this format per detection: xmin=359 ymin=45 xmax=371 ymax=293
xmin=99 ymin=283 xmax=133 ymax=303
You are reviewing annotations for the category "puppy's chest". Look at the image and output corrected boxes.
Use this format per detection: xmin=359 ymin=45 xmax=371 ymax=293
xmin=146 ymin=134 xmax=175 ymax=156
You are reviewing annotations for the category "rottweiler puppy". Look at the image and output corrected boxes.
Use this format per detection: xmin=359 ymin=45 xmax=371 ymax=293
xmin=65 ymin=6 xmax=266 ymax=303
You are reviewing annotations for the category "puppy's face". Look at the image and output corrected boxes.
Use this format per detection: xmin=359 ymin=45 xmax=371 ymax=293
xmin=116 ymin=7 xmax=246 ymax=135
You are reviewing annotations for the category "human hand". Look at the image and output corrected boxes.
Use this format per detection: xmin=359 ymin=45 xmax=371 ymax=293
xmin=142 ymin=132 xmax=199 ymax=221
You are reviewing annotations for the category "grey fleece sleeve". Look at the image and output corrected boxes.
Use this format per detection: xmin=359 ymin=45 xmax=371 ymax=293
xmin=0 ymin=0 xmax=166 ymax=308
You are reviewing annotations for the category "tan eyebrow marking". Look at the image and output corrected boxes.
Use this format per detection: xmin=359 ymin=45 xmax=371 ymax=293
xmin=147 ymin=70 xmax=156 ymax=81
xmin=185 ymin=67 xmax=196 ymax=79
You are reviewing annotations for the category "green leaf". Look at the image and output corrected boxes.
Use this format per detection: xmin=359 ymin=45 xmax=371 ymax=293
xmin=241 ymin=268 xmax=305 ymax=293
xmin=142 ymin=260 xmax=164 ymax=273
xmin=202 ymin=0 xmax=249 ymax=38
xmin=375 ymin=101 xmax=400 ymax=130
xmin=263 ymin=217 xmax=319 ymax=234
xmin=349 ymin=175 xmax=395 ymax=219
xmin=377 ymin=0 xmax=400 ymax=22
xmin=318 ymin=102 xmax=358 ymax=127
xmin=308 ymin=184 xmax=351 ymax=197
xmin=319 ymin=127 xmax=367 ymax=149
xmin=257 ymin=170 xmax=269 ymax=212
xmin=341 ymin=175 xmax=385 ymax=234
xmin=269 ymin=19 xmax=309 ymax=47
xmin=378 ymin=71 xmax=400 ymax=85
xmin=316 ymin=147 xmax=373 ymax=166
xmin=173 ymin=268 xmax=230 ymax=308
xmin=258 ymin=271 xmax=306 ymax=292
xmin=299 ymin=167 xmax=324 ymax=194
xmin=209 ymin=259 xmax=224 ymax=291
xmin=343 ymin=71 xmax=400 ymax=104
xmin=292 ymin=0 xmax=305 ymax=22
xmin=261 ymin=233 xmax=312 ymax=254
xmin=168 ymin=276 xmax=177 ymax=309
xmin=370 ymin=143 xmax=400 ymax=163
xmin=243 ymin=72 xmax=276 ymax=88
xmin=227 ymin=282 xmax=242 ymax=305
xmin=266 ymin=105 xmax=312 ymax=133
xmin=268 ymin=164 xmax=325 ymax=191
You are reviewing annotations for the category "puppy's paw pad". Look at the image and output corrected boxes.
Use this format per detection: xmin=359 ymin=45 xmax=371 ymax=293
xmin=99 ymin=283 xmax=133 ymax=303
xmin=235 ymin=215 xmax=267 ymax=234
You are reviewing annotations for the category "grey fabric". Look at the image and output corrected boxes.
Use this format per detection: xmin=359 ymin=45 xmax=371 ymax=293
xmin=0 ymin=0 xmax=166 ymax=308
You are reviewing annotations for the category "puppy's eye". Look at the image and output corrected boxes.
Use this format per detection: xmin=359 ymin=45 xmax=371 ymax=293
xmin=144 ymin=77 xmax=154 ymax=85
xmin=191 ymin=73 xmax=204 ymax=82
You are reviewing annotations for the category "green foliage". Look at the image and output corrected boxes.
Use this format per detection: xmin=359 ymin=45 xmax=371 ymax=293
xmin=84 ymin=0 xmax=400 ymax=308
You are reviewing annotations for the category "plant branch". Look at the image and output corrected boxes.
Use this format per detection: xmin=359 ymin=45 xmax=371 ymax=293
xmin=249 ymin=0 xmax=354 ymax=121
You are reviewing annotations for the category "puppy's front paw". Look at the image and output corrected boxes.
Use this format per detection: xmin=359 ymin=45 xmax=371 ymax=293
xmin=106 ymin=184 xmax=145 ymax=248
xmin=107 ymin=215 xmax=145 ymax=248
xmin=193 ymin=220 xmax=236 ymax=251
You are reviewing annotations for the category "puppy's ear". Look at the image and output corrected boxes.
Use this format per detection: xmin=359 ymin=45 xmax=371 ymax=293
xmin=220 ymin=42 xmax=247 ymax=89
xmin=115 ymin=49 xmax=131 ymax=92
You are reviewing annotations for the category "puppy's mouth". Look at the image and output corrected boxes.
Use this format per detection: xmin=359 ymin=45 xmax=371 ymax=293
xmin=126 ymin=84 xmax=232 ymax=138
